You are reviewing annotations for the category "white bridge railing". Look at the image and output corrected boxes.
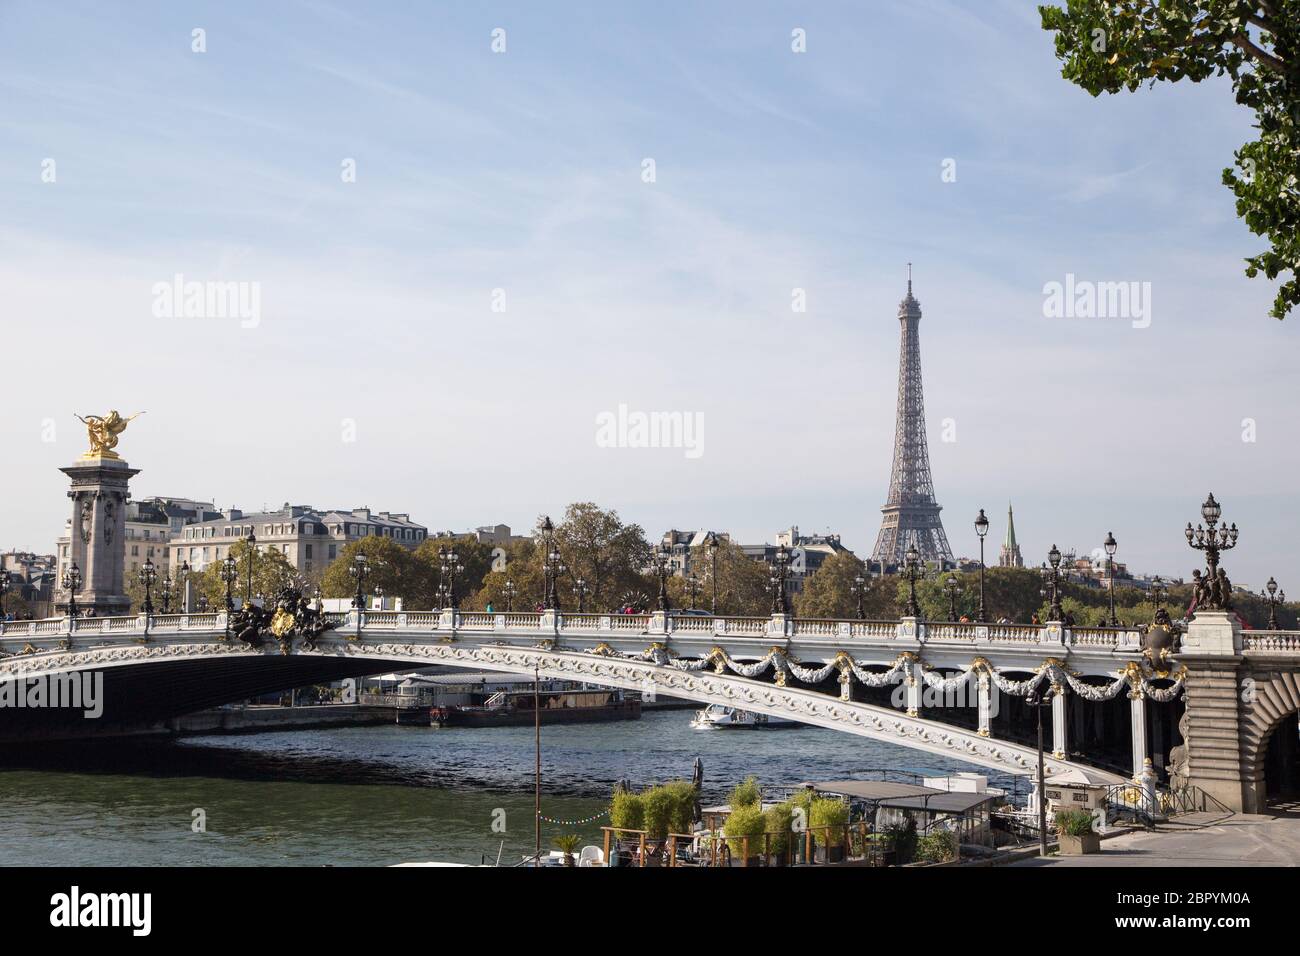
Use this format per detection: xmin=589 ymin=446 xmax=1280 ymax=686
xmin=0 ymin=609 xmax=1158 ymax=652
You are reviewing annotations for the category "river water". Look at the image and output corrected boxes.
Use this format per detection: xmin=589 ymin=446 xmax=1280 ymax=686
xmin=0 ymin=711 xmax=1013 ymax=866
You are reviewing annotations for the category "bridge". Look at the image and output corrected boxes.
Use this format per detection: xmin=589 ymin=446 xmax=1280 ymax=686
xmin=1 ymin=606 xmax=1200 ymax=787
xmin=5 ymin=599 xmax=1295 ymax=812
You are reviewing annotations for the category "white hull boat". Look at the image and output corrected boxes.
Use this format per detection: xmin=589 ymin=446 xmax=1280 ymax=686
xmin=690 ymin=704 xmax=799 ymax=729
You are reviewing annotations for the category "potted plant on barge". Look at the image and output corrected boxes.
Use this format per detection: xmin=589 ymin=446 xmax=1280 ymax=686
xmin=1055 ymin=808 xmax=1100 ymax=855
xmin=763 ymin=801 xmax=795 ymax=866
xmin=810 ymin=798 xmax=849 ymax=863
xmin=553 ymin=833 xmax=582 ymax=867
xmin=723 ymin=803 xmax=766 ymax=866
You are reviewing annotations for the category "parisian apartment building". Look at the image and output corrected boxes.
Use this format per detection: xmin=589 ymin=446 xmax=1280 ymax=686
xmin=169 ymin=504 xmax=429 ymax=576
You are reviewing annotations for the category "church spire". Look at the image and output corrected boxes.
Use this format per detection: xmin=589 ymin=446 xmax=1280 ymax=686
xmin=999 ymin=501 xmax=1024 ymax=568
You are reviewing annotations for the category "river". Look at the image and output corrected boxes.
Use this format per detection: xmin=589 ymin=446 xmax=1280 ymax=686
xmin=0 ymin=711 xmax=1015 ymax=866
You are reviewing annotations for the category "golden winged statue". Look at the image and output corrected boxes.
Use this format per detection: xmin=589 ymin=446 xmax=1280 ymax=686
xmin=75 ymin=410 xmax=143 ymax=460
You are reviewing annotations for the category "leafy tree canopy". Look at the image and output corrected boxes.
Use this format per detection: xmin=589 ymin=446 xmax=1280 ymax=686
xmin=1041 ymin=0 xmax=1299 ymax=318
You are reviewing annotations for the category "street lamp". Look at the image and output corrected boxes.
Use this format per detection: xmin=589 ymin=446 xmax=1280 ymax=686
xmin=653 ymin=545 xmax=673 ymax=613
xmin=62 ymin=561 xmax=82 ymax=622
xmin=0 ymin=574 xmax=10 ymax=620
xmin=503 ymin=579 xmax=517 ymax=613
xmin=178 ymin=560 xmax=191 ymax=613
xmin=944 ymin=574 xmax=962 ymax=622
xmin=1041 ymin=544 xmax=1065 ymax=622
xmin=768 ymin=545 xmax=792 ymax=616
xmin=1103 ymin=531 xmax=1118 ymax=627
xmin=685 ymin=572 xmax=700 ymax=611
xmin=1150 ymin=575 xmax=1167 ymax=612
xmin=540 ymin=516 xmax=566 ymax=610
xmin=901 ymin=544 xmax=922 ymax=618
xmin=220 ymin=555 xmax=238 ymax=611
xmin=573 ymin=577 xmax=589 ymax=613
xmin=1025 ymin=684 xmax=1057 ymax=857
xmin=374 ymin=584 xmax=385 ymax=611
xmin=851 ymin=570 xmax=868 ymax=620
xmin=974 ymin=508 xmax=990 ymax=622
xmin=139 ymin=556 xmax=157 ymax=617
xmin=349 ymin=551 xmax=370 ymax=641
xmin=1263 ymin=577 xmax=1286 ymax=631
xmin=1185 ymin=492 xmax=1238 ymax=610
xmin=705 ymin=531 xmax=721 ymax=615
xmin=439 ymin=546 xmax=464 ymax=610
xmin=160 ymin=574 xmax=173 ymax=615
xmin=244 ymin=531 xmax=257 ymax=604
xmin=349 ymin=552 xmax=370 ymax=609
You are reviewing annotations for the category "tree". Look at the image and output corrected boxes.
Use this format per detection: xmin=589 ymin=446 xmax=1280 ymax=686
xmin=196 ymin=539 xmax=298 ymax=608
xmin=1040 ymin=1 xmax=1299 ymax=318
xmin=411 ymin=535 xmax=497 ymax=609
xmin=469 ymin=538 xmax=543 ymax=611
xmin=699 ymin=541 xmax=771 ymax=616
xmin=319 ymin=537 xmax=416 ymax=605
xmin=555 ymin=503 xmax=652 ymax=612
xmin=794 ymin=551 xmax=897 ymax=619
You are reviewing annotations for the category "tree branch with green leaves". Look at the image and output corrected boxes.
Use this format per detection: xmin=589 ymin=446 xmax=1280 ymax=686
xmin=1040 ymin=0 xmax=1299 ymax=319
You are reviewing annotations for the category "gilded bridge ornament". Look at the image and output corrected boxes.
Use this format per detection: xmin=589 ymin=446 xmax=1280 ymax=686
xmin=75 ymin=410 xmax=142 ymax=460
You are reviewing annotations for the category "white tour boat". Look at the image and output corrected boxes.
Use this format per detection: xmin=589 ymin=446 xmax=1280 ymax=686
xmin=690 ymin=704 xmax=799 ymax=729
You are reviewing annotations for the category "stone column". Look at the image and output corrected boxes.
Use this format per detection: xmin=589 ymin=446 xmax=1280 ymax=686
xmin=976 ymin=673 xmax=992 ymax=737
xmin=1129 ymin=686 xmax=1148 ymax=780
xmin=1176 ymin=610 xmax=1249 ymax=811
xmin=906 ymin=659 xmax=923 ymax=717
xmin=1052 ymin=683 xmax=1068 ymax=759
xmin=58 ymin=457 xmax=139 ymax=616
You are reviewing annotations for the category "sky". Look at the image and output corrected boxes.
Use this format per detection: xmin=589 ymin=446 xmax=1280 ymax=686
xmin=0 ymin=0 xmax=1295 ymax=589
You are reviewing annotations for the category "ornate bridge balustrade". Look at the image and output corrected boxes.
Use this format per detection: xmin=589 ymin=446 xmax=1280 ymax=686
xmin=0 ymin=608 xmax=1195 ymax=788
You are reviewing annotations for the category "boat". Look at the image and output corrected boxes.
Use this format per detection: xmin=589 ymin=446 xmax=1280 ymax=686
xmin=690 ymin=704 xmax=800 ymax=729
xmin=430 ymin=686 xmax=641 ymax=728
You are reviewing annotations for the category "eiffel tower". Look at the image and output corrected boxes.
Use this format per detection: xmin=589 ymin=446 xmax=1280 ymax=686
xmin=871 ymin=267 xmax=954 ymax=568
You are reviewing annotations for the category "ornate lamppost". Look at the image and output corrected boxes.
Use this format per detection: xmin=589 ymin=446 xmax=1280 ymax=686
xmin=439 ymin=545 xmax=464 ymax=610
xmin=851 ymin=570 xmax=868 ymax=620
xmin=901 ymin=544 xmax=922 ymax=618
xmin=540 ymin=517 xmax=565 ymax=610
xmin=374 ymin=584 xmax=385 ymax=611
xmin=653 ymin=545 xmax=672 ymax=613
xmin=573 ymin=578 xmax=589 ymax=613
xmin=768 ymin=545 xmax=792 ymax=616
xmin=160 ymin=574 xmax=173 ymax=615
xmin=974 ymin=508 xmax=990 ymax=622
xmin=1185 ymin=492 xmax=1238 ymax=610
xmin=244 ymin=531 xmax=257 ymax=604
xmin=0 ymin=574 xmax=10 ymax=620
xmin=705 ymin=531 xmax=721 ymax=615
xmin=350 ymin=551 xmax=369 ymax=641
xmin=944 ymin=574 xmax=962 ymax=622
xmin=1103 ymin=531 xmax=1119 ymax=626
xmin=1150 ymin=575 xmax=1167 ymax=612
xmin=1263 ymin=577 xmax=1285 ymax=631
xmin=62 ymin=561 xmax=82 ymax=622
xmin=220 ymin=555 xmax=238 ymax=612
xmin=178 ymin=560 xmax=191 ymax=613
xmin=1041 ymin=544 xmax=1065 ymax=622
xmin=503 ymin=579 xmax=517 ymax=612
xmin=139 ymin=556 xmax=157 ymax=620
xmin=1025 ymin=684 xmax=1056 ymax=857
xmin=685 ymin=572 xmax=700 ymax=611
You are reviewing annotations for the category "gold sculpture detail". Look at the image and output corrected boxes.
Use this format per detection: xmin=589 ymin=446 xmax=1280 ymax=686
xmin=75 ymin=410 xmax=143 ymax=460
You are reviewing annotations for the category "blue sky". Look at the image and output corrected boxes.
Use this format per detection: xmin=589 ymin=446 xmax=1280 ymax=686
xmin=1 ymin=0 xmax=1295 ymax=588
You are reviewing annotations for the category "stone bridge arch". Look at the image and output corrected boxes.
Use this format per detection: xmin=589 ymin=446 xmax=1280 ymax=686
xmin=1241 ymin=668 xmax=1300 ymax=809
xmin=0 ymin=639 xmax=1123 ymax=784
